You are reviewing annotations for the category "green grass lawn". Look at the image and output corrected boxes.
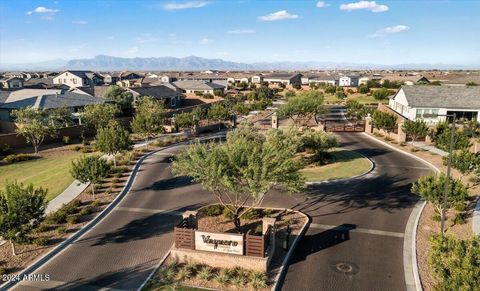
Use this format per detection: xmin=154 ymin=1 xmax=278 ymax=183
xmin=0 ymin=152 xmax=82 ymax=201
xmin=300 ymin=149 xmax=371 ymax=182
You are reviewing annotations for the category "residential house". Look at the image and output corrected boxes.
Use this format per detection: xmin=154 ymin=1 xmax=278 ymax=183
xmin=127 ymin=85 xmax=183 ymax=108
xmin=251 ymin=75 xmax=263 ymax=84
xmin=0 ymin=89 xmax=106 ymax=126
xmin=173 ymin=80 xmax=226 ymax=95
xmin=263 ymin=73 xmax=302 ymax=87
xmin=53 ymin=71 xmax=104 ymax=88
xmin=388 ymin=85 xmax=480 ymax=125
xmin=0 ymin=77 xmax=24 ymax=89
xmin=339 ymin=75 xmax=360 ymax=87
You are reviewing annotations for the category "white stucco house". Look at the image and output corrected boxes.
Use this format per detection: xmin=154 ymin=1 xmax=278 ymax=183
xmin=0 ymin=77 xmax=24 ymax=89
xmin=388 ymin=85 xmax=480 ymax=124
xmin=251 ymin=75 xmax=263 ymax=84
xmin=339 ymin=75 xmax=360 ymax=87
xmin=263 ymin=73 xmax=302 ymax=87
xmin=53 ymin=71 xmax=104 ymax=88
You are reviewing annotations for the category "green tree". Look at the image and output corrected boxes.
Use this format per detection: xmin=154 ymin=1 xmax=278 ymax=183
xmin=358 ymin=85 xmax=370 ymax=94
xmin=207 ymin=103 xmax=231 ymax=128
xmin=402 ymin=119 xmax=429 ymax=142
xmin=131 ymin=97 xmax=166 ymax=145
xmin=49 ymin=106 xmax=72 ymax=128
xmin=232 ymin=103 xmax=250 ymax=116
xmin=411 ymin=174 xmax=468 ymax=225
xmin=81 ymin=103 xmax=120 ymax=134
xmin=372 ymin=110 xmax=397 ymax=132
xmin=428 ymin=234 xmax=480 ymax=291
xmin=444 ymin=150 xmax=480 ymax=184
xmin=172 ymin=123 xmax=304 ymax=230
xmin=103 ymin=85 xmax=134 ymax=111
xmin=95 ymin=121 xmax=131 ymax=167
xmin=434 ymin=123 xmax=471 ymax=151
xmin=12 ymin=107 xmax=57 ymax=154
xmin=346 ymin=100 xmax=369 ymax=120
xmin=174 ymin=111 xmax=200 ymax=130
xmin=301 ymin=129 xmax=338 ymax=164
xmin=236 ymin=82 xmax=248 ymax=90
xmin=70 ymin=155 xmax=111 ymax=199
xmin=277 ymin=90 xmax=326 ymax=127
xmin=372 ymin=88 xmax=395 ymax=100
xmin=324 ymin=85 xmax=336 ymax=94
xmin=0 ymin=181 xmax=47 ymax=255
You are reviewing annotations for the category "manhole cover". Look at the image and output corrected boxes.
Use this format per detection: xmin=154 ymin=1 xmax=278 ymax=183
xmin=330 ymin=261 xmax=360 ymax=275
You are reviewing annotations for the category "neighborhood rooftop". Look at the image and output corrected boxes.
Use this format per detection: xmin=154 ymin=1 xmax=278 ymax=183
xmin=400 ymin=85 xmax=480 ymax=109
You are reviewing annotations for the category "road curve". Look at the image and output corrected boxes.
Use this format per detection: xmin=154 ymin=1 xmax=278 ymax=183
xmin=12 ymin=131 xmax=431 ymax=291
xmin=266 ymin=132 xmax=432 ymax=291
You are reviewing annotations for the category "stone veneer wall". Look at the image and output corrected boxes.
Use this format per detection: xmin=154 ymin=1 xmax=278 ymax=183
xmin=170 ymin=245 xmax=274 ymax=272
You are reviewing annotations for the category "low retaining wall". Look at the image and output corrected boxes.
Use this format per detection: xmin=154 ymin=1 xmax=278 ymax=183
xmin=170 ymin=246 xmax=274 ymax=272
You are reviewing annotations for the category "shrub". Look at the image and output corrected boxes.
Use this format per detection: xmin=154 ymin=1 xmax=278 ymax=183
xmin=176 ymin=265 xmax=192 ymax=280
xmin=452 ymin=212 xmax=466 ymax=225
xmin=223 ymin=207 xmax=234 ymax=219
xmin=202 ymin=204 xmax=224 ymax=217
xmin=45 ymin=210 xmax=68 ymax=224
xmin=66 ymin=215 xmax=80 ymax=225
xmin=432 ymin=213 xmax=442 ymax=221
xmin=62 ymin=202 xmax=78 ymax=215
xmin=91 ymin=200 xmax=101 ymax=207
xmin=33 ymin=237 xmax=49 ymax=246
xmin=215 ymin=269 xmax=231 ymax=285
xmin=0 ymin=144 xmax=11 ymax=156
xmin=243 ymin=208 xmax=262 ymax=220
xmin=372 ymin=88 xmax=395 ymax=100
xmin=159 ymin=265 xmax=177 ymax=283
xmin=197 ymin=266 xmax=213 ymax=281
xmin=79 ymin=207 xmax=92 ymax=216
xmin=203 ymin=93 xmax=214 ymax=99
xmin=34 ymin=223 xmax=50 ymax=233
xmin=62 ymin=136 xmax=71 ymax=144
xmin=3 ymin=153 xmax=35 ymax=164
xmin=249 ymin=271 xmax=267 ymax=289
xmin=335 ymin=91 xmax=347 ymax=99
xmin=73 ymin=145 xmax=83 ymax=151
xmin=56 ymin=226 xmax=67 ymax=234
xmin=428 ymin=235 xmax=480 ymax=291
xmin=0 ymin=267 xmax=6 ymax=276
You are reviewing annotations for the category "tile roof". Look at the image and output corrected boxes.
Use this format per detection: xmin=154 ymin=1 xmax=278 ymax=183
xmin=173 ymin=80 xmax=225 ymax=90
xmin=127 ymin=85 xmax=181 ymax=100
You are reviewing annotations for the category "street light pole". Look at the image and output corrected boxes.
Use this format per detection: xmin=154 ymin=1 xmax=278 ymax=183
xmin=440 ymin=113 xmax=456 ymax=237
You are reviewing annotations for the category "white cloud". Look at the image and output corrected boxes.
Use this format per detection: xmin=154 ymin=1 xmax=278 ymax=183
xmin=340 ymin=1 xmax=388 ymax=13
xmin=199 ymin=38 xmax=212 ymax=45
xmin=162 ymin=1 xmax=209 ymax=11
xmin=228 ymin=29 xmax=256 ymax=34
xmin=259 ymin=10 xmax=299 ymax=21
xmin=369 ymin=24 xmax=409 ymax=37
xmin=135 ymin=33 xmax=159 ymax=44
xmin=26 ymin=6 xmax=60 ymax=15
xmin=72 ymin=20 xmax=88 ymax=25
xmin=316 ymin=1 xmax=330 ymax=8
xmin=126 ymin=46 xmax=139 ymax=54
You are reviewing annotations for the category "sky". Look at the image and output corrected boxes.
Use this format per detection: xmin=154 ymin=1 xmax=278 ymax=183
xmin=0 ymin=0 xmax=480 ymax=66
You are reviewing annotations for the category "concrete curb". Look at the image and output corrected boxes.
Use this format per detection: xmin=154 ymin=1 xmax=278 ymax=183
xmin=136 ymin=245 xmax=174 ymax=291
xmin=362 ymin=132 xmax=440 ymax=291
xmin=305 ymin=150 xmax=375 ymax=185
xmin=0 ymin=141 xmax=193 ymax=291
xmin=473 ymin=198 xmax=480 ymax=235
xmin=271 ymin=211 xmax=311 ymax=291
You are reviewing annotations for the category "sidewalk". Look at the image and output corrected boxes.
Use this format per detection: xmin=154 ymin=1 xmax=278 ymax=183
xmin=408 ymin=141 xmax=448 ymax=157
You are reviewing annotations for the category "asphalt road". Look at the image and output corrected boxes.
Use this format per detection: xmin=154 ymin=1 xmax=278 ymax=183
xmin=12 ymin=111 xmax=431 ymax=291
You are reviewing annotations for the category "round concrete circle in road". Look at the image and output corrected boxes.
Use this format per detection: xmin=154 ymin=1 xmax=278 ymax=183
xmin=330 ymin=261 xmax=360 ymax=275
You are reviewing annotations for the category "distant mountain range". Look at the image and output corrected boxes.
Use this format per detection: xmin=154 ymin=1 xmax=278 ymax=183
xmin=1 ymin=54 xmax=479 ymax=71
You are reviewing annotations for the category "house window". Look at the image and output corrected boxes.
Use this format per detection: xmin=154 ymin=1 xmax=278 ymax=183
xmin=72 ymin=79 xmax=77 ymax=84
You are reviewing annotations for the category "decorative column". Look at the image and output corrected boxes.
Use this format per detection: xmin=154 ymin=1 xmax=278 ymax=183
xmin=271 ymin=112 xmax=278 ymax=129
xmin=397 ymin=121 xmax=407 ymax=143
xmin=365 ymin=114 xmax=373 ymax=133
xmin=182 ymin=211 xmax=198 ymax=229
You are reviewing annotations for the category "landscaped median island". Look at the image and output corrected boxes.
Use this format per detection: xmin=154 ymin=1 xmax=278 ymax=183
xmin=142 ymin=205 xmax=308 ymax=291
xmin=300 ymin=148 xmax=371 ymax=182
xmin=0 ymin=135 xmax=189 ymax=279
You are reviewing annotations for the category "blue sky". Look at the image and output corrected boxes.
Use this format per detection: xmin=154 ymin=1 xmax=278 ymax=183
xmin=1 ymin=0 xmax=479 ymax=65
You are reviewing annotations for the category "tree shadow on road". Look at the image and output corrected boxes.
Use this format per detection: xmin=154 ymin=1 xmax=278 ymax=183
xmin=289 ymin=224 xmax=356 ymax=265
xmin=76 ymin=204 xmax=203 ymax=246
